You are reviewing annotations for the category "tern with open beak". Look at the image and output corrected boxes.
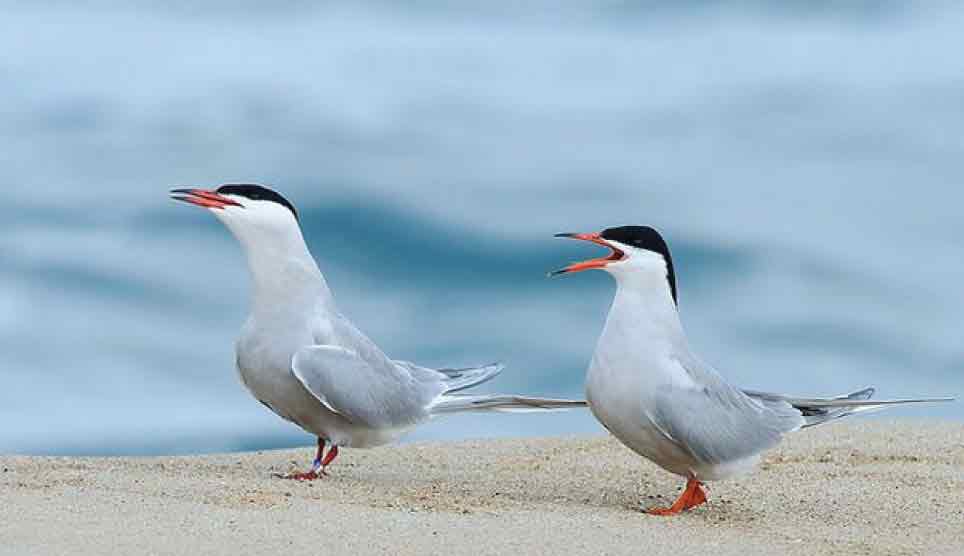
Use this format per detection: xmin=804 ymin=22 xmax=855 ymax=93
xmin=170 ymin=184 xmax=585 ymax=479
xmin=552 ymin=225 xmax=953 ymax=515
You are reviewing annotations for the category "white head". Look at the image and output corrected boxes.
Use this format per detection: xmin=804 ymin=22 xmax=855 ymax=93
xmin=170 ymin=184 xmax=304 ymax=255
xmin=551 ymin=225 xmax=679 ymax=307
xmin=171 ymin=183 xmax=332 ymax=309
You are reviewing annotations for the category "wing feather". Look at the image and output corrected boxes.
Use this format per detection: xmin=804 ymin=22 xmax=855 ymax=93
xmin=291 ymin=346 xmax=445 ymax=428
xmin=648 ymin=355 xmax=804 ymax=465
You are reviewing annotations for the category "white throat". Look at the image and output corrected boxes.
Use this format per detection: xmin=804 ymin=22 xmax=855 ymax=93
xmin=606 ymin=255 xmax=683 ymax=340
xmin=216 ymin=208 xmax=334 ymax=315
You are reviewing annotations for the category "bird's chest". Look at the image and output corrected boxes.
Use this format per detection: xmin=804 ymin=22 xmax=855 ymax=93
xmin=586 ymin=350 xmax=648 ymax=438
xmin=586 ymin=357 xmax=688 ymax=471
xmin=585 ymin=323 xmax=675 ymax=405
xmin=585 ymin=329 xmax=691 ymax=463
xmin=235 ymin=321 xmax=314 ymax=417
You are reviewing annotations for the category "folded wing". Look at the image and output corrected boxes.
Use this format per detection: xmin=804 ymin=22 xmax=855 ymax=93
xmin=291 ymin=345 xmax=446 ymax=429
xmin=648 ymin=355 xmax=805 ymax=465
xmin=649 ymin=383 xmax=803 ymax=465
xmin=393 ymin=360 xmax=505 ymax=393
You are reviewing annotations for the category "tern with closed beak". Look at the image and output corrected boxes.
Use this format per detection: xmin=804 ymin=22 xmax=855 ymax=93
xmin=170 ymin=184 xmax=585 ymax=479
xmin=552 ymin=225 xmax=953 ymax=515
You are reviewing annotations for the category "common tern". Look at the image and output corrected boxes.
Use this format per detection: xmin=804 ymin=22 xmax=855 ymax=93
xmin=553 ymin=225 xmax=953 ymax=515
xmin=171 ymin=184 xmax=584 ymax=479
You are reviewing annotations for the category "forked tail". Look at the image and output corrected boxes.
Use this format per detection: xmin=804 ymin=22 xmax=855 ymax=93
xmin=429 ymin=395 xmax=588 ymax=415
xmin=744 ymin=387 xmax=955 ymax=428
xmin=437 ymin=363 xmax=505 ymax=393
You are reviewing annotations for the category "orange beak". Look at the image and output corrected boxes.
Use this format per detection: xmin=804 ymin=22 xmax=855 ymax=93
xmin=170 ymin=188 xmax=243 ymax=210
xmin=550 ymin=232 xmax=625 ymax=276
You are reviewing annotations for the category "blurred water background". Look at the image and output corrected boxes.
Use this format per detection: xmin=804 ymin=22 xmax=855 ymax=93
xmin=2 ymin=1 xmax=962 ymax=455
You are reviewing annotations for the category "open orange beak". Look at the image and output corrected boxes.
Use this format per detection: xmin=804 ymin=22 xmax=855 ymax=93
xmin=170 ymin=188 xmax=243 ymax=210
xmin=550 ymin=232 xmax=625 ymax=276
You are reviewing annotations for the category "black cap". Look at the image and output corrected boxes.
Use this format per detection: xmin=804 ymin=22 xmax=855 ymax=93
xmin=600 ymin=226 xmax=677 ymax=306
xmin=216 ymin=184 xmax=298 ymax=220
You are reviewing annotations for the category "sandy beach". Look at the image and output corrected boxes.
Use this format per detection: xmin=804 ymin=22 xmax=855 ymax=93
xmin=1 ymin=420 xmax=962 ymax=556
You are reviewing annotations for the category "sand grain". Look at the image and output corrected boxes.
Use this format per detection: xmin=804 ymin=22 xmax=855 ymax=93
xmin=2 ymin=421 xmax=962 ymax=556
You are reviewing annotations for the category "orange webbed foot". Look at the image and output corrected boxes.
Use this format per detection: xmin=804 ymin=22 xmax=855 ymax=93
xmin=273 ymin=438 xmax=331 ymax=481
xmin=274 ymin=469 xmax=325 ymax=481
xmin=644 ymin=476 xmax=708 ymax=516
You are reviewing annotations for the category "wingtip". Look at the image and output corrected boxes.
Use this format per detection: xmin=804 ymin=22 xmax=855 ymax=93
xmin=851 ymin=386 xmax=876 ymax=400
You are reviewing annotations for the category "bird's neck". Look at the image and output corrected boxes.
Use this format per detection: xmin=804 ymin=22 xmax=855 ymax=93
xmin=236 ymin=228 xmax=334 ymax=317
xmin=607 ymin=273 xmax=685 ymax=344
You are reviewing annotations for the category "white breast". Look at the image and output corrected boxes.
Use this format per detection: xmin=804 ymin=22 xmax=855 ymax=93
xmin=235 ymin=319 xmax=398 ymax=448
xmin=584 ymin=286 xmax=703 ymax=478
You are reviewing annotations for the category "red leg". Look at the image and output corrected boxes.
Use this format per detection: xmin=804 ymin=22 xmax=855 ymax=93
xmin=320 ymin=445 xmax=338 ymax=472
xmin=275 ymin=438 xmax=326 ymax=481
xmin=645 ymin=476 xmax=708 ymax=516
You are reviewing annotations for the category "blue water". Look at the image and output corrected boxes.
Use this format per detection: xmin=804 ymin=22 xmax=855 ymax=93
xmin=2 ymin=2 xmax=962 ymax=455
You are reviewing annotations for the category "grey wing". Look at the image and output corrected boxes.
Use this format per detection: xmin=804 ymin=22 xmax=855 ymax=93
xmin=648 ymin=356 xmax=805 ymax=465
xmin=391 ymin=359 xmax=450 ymax=384
xmin=291 ymin=345 xmax=447 ymax=429
xmin=393 ymin=359 xmax=505 ymax=393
